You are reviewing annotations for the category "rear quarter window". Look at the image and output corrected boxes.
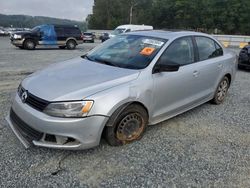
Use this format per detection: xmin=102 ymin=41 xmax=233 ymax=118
xmin=64 ymin=27 xmax=81 ymax=36
xmin=195 ymin=36 xmax=223 ymax=61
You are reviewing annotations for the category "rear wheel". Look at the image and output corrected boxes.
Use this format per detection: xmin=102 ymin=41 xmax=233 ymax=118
xmin=104 ymin=104 xmax=148 ymax=146
xmin=66 ymin=40 xmax=76 ymax=50
xmin=24 ymin=39 xmax=36 ymax=50
xmin=211 ymin=77 xmax=229 ymax=105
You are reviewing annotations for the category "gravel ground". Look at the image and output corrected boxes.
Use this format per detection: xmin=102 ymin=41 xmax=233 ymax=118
xmin=0 ymin=36 xmax=250 ymax=187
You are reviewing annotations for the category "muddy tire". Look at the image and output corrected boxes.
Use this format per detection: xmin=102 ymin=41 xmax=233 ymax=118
xmin=104 ymin=104 xmax=148 ymax=146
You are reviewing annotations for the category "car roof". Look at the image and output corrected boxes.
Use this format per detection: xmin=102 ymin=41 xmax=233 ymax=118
xmin=126 ymin=30 xmax=212 ymax=40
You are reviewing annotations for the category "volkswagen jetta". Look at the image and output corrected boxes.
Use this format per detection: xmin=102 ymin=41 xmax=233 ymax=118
xmin=6 ymin=31 xmax=237 ymax=150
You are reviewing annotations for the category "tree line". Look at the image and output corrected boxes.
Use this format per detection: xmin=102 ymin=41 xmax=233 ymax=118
xmin=0 ymin=14 xmax=87 ymax=31
xmin=87 ymin=0 xmax=250 ymax=35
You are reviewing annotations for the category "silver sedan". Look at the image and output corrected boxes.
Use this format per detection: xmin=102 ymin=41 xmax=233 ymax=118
xmin=6 ymin=31 xmax=237 ymax=150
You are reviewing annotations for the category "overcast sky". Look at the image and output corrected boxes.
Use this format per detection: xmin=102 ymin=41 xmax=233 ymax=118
xmin=0 ymin=0 xmax=94 ymax=21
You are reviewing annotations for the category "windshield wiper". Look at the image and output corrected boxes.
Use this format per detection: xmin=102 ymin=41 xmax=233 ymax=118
xmin=94 ymin=58 xmax=118 ymax=67
xmin=81 ymin=54 xmax=94 ymax=61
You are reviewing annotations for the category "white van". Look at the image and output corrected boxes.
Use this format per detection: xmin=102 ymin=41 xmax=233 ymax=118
xmin=109 ymin=24 xmax=153 ymax=38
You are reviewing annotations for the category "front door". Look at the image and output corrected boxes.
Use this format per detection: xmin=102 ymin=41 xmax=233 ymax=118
xmin=151 ymin=36 xmax=200 ymax=123
xmin=39 ymin=25 xmax=57 ymax=45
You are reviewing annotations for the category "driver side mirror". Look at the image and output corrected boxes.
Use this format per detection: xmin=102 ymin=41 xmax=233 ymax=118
xmin=153 ymin=58 xmax=180 ymax=73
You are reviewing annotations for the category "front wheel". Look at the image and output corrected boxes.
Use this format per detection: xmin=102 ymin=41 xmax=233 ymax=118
xmin=211 ymin=77 xmax=229 ymax=105
xmin=24 ymin=39 xmax=36 ymax=50
xmin=104 ymin=104 xmax=148 ymax=146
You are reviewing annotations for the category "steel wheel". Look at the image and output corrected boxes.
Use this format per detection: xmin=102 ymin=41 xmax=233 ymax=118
xmin=104 ymin=104 xmax=148 ymax=146
xmin=116 ymin=113 xmax=145 ymax=142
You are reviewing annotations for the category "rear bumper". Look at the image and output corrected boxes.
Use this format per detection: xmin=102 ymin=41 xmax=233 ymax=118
xmin=6 ymin=94 xmax=109 ymax=150
xmin=83 ymin=38 xmax=94 ymax=41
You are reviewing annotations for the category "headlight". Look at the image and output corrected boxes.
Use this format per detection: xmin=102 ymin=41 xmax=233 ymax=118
xmin=44 ymin=101 xmax=94 ymax=118
xmin=13 ymin=34 xmax=22 ymax=39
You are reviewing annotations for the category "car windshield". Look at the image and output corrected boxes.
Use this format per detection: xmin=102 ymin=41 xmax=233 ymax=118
xmin=83 ymin=34 xmax=167 ymax=70
xmin=111 ymin=28 xmax=126 ymax=35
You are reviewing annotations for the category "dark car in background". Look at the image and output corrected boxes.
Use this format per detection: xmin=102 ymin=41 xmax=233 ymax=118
xmin=238 ymin=45 xmax=250 ymax=69
xmin=82 ymin=32 xmax=95 ymax=43
xmin=10 ymin=24 xmax=83 ymax=50
xmin=100 ymin=32 xmax=110 ymax=42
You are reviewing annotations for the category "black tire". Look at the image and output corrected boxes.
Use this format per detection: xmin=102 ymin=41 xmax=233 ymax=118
xmin=211 ymin=77 xmax=230 ymax=105
xmin=59 ymin=46 xmax=66 ymax=49
xmin=104 ymin=104 xmax=148 ymax=146
xmin=24 ymin=39 xmax=36 ymax=50
xmin=66 ymin=40 xmax=76 ymax=50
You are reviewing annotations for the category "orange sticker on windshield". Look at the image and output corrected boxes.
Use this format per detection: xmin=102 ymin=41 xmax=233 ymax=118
xmin=140 ymin=47 xmax=155 ymax=56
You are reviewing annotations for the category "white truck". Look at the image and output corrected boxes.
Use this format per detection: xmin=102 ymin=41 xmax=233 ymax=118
xmin=109 ymin=24 xmax=153 ymax=38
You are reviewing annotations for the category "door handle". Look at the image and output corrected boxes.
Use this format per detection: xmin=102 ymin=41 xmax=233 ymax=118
xmin=218 ymin=64 xmax=223 ymax=68
xmin=193 ymin=70 xmax=199 ymax=77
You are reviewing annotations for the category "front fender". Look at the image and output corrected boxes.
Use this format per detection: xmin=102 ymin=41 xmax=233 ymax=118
xmin=86 ymin=75 xmax=153 ymax=122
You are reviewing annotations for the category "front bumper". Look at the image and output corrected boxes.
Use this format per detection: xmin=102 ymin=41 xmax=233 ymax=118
xmin=238 ymin=61 xmax=250 ymax=69
xmin=5 ymin=94 xmax=109 ymax=150
xmin=10 ymin=38 xmax=25 ymax=47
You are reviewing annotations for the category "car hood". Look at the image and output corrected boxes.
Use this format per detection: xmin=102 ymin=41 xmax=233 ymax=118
xmin=12 ymin=31 xmax=31 ymax=35
xmin=22 ymin=57 xmax=140 ymax=101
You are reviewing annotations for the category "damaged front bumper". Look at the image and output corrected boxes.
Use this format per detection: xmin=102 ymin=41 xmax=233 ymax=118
xmin=5 ymin=94 xmax=109 ymax=150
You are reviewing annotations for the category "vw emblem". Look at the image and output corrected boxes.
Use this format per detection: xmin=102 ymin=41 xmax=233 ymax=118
xmin=21 ymin=91 xmax=28 ymax=103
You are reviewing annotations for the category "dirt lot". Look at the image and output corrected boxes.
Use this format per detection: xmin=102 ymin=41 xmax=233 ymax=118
xmin=0 ymin=36 xmax=249 ymax=187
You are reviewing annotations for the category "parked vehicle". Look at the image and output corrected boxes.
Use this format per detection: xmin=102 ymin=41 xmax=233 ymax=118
xmin=10 ymin=24 xmax=83 ymax=50
xmin=6 ymin=31 xmax=236 ymax=150
xmin=83 ymin=32 xmax=95 ymax=43
xmin=238 ymin=43 xmax=250 ymax=69
xmin=100 ymin=32 xmax=110 ymax=42
xmin=109 ymin=24 xmax=153 ymax=38
xmin=0 ymin=29 xmax=5 ymax=36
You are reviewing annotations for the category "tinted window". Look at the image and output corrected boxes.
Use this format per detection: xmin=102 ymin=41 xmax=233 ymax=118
xmin=64 ymin=27 xmax=81 ymax=35
xmin=159 ymin=37 xmax=194 ymax=66
xmin=55 ymin=27 xmax=65 ymax=36
xmin=195 ymin=37 xmax=223 ymax=61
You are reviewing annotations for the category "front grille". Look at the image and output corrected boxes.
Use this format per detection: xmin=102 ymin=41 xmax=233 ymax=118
xmin=18 ymin=85 xmax=49 ymax=111
xmin=10 ymin=108 xmax=43 ymax=142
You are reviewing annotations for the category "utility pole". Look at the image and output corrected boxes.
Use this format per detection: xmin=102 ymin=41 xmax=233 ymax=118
xmin=129 ymin=1 xmax=138 ymax=24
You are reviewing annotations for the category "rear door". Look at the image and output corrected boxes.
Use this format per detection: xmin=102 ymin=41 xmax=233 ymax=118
xmin=193 ymin=36 xmax=224 ymax=96
xmin=54 ymin=26 xmax=66 ymax=45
